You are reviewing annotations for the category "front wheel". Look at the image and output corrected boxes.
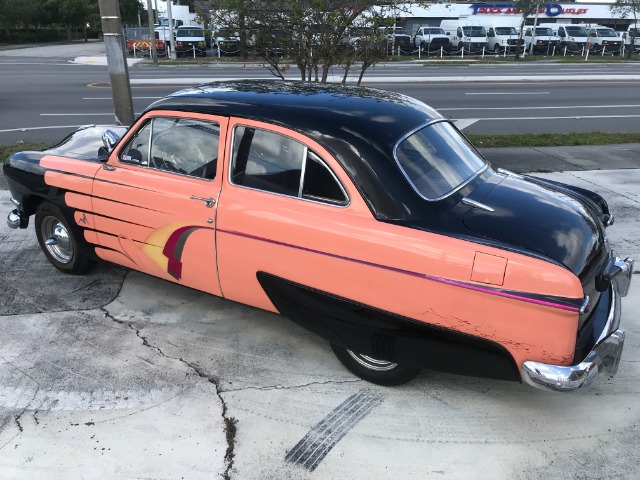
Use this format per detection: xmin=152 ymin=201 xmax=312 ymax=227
xmin=35 ymin=202 xmax=95 ymax=274
xmin=330 ymin=344 xmax=420 ymax=386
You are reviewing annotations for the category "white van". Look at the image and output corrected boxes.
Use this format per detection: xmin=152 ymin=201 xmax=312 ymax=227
xmin=414 ymin=26 xmax=452 ymax=53
xmin=539 ymin=23 xmax=589 ymax=53
xmin=470 ymin=17 xmax=523 ymax=53
xmin=485 ymin=24 xmax=523 ymax=52
xmin=624 ymin=24 xmax=640 ymax=52
xmin=523 ymin=26 xmax=561 ymax=54
xmin=440 ymin=19 xmax=487 ymax=52
xmin=587 ymin=25 xmax=623 ymax=53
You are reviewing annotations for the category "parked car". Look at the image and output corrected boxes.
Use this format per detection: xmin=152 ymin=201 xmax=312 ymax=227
xmin=4 ymin=81 xmax=631 ymax=391
xmin=378 ymin=26 xmax=413 ymax=54
xmin=623 ymin=23 xmax=640 ymax=52
xmin=484 ymin=25 xmax=523 ymax=53
xmin=213 ymin=28 xmax=241 ymax=55
xmin=440 ymin=21 xmax=488 ymax=53
xmin=413 ymin=26 xmax=451 ymax=53
xmin=588 ymin=25 xmax=623 ymax=53
xmin=126 ymin=37 xmax=166 ymax=57
xmin=524 ymin=27 xmax=561 ymax=54
xmin=175 ymin=26 xmax=207 ymax=57
xmin=541 ymin=23 xmax=589 ymax=53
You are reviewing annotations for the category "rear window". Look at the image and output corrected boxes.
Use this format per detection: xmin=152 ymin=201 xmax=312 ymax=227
xmin=394 ymin=122 xmax=487 ymax=201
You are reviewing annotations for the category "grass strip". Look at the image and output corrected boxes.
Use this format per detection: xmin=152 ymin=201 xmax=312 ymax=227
xmin=1 ymin=142 xmax=48 ymax=163
xmin=467 ymin=132 xmax=640 ymax=148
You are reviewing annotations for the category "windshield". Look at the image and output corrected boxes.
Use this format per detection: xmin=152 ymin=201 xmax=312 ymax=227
xmin=423 ymin=28 xmax=445 ymax=35
xmin=394 ymin=122 xmax=487 ymax=201
xmin=350 ymin=27 xmax=372 ymax=36
xmin=218 ymin=29 xmax=238 ymax=38
xmin=630 ymin=28 xmax=638 ymax=36
xmin=535 ymin=28 xmax=553 ymax=36
xmin=177 ymin=29 xmax=203 ymax=37
xmin=565 ymin=26 xmax=589 ymax=37
xmin=597 ymin=28 xmax=617 ymax=37
xmin=462 ymin=26 xmax=487 ymax=37
xmin=495 ymin=27 xmax=517 ymax=35
xmin=390 ymin=27 xmax=408 ymax=35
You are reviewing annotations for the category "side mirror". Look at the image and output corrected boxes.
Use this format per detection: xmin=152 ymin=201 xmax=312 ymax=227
xmin=102 ymin=129 xmax=120 ymax=153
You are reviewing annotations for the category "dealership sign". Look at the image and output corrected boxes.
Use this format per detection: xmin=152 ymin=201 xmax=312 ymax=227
xmin=471 ymin=4 xmax=589 ymax=17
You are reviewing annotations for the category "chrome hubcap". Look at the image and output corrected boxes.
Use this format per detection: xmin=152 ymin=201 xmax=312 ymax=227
xmin=346 ymin=350 xmax=398 ymax=372
xmin=41 ymin=216 xmax=73 ymax=264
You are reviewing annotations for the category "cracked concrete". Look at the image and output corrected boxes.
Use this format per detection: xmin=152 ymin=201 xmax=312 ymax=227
xmin=1 ymin=169 xmax=639 ymax=479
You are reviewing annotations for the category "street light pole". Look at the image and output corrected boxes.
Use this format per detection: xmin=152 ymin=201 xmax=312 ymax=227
xmin=166 ymin=0 xmax=177 ymax=60
xmin=98 ymin=0 xmax=135 ymax=126
xmin=146 ymin=0 xmax=158 ymax=65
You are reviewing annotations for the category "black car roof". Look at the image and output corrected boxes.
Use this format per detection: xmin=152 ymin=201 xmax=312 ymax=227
xmin=147 ymin=81 xmax=446 ymax=220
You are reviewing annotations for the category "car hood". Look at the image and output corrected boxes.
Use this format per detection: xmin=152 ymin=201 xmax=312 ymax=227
xmin=462 ymin=175 xmax=604 ymax=277
xmin=45 ymin=125 xmax=128 ymax=160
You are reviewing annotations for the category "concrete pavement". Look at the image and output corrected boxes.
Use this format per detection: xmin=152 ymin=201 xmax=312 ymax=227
xmin=1 ymin=152 xmax=639 ymax=479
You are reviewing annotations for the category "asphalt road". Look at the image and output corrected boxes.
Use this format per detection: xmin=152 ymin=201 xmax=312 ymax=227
xmin=1 ymin=43 xmax=640 ymax=479
xmin=1 ymin=42 xmax=640 ymax=145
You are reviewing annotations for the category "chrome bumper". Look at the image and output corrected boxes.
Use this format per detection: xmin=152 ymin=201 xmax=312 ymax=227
xmin=7 ymin=197 xmax=29 ymax=229
xmin=522 ymin=285 xmax=625 ymax=392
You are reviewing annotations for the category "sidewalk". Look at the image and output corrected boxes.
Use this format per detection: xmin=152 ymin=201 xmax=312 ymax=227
xmin=479 ymin=143 xmax=640 ymax=172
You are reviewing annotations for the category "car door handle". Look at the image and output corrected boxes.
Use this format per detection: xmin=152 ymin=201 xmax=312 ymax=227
xmin=190 ymin=195 xmax=215 ymax=208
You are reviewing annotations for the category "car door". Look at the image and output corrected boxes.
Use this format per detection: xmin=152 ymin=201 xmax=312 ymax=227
xmin=92 ymin=111 xmax=228 ymax=296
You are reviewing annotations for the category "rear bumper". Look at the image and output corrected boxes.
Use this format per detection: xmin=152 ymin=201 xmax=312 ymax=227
xmin=7 ymin=197 xmax=29 ymax=229
xmin=522 ymin=280 xmax=628 ymax=392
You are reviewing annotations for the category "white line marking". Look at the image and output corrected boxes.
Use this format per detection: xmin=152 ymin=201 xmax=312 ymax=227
xmin=454 ymin=119 xmax=479 ymax=130
xmin=458 ymin=114 xmax=640 ymax=121
xmin=465 ymin=92 xmax=550 ymax=95
xmin=128 ymin=75 xmax=640 ymax=85
xmin=0 ymin=62 xmax=79 ymax=66
xmin=440 ymin=104 xmax=640 ymax=111
xmin=0 ymin=125 xmax=86 ymax=134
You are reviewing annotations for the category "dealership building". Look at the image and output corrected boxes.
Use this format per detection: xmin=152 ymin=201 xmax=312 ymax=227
xmin=395 ymin=3 xmax=636 ymax=33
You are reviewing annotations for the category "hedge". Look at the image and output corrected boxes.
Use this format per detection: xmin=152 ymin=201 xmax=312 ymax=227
xmin=0 ymin=28 xmax=102 ymax=44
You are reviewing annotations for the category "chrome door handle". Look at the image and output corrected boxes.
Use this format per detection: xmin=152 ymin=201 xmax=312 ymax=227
xmin=190 ymin=195 xmax=215 ymax=208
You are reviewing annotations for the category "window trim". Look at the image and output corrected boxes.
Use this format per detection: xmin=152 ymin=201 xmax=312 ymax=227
xmin=229 ymin=123 xmax=350 ymax=208
xmin=118 ymin=116 xmax=220 ymax=183
xmin=392 ymin=119 xmax=489 ymax=202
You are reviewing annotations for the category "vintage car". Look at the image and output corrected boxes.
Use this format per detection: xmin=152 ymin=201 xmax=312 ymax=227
xmin=4 ymin=81 xmax=632 ymax=391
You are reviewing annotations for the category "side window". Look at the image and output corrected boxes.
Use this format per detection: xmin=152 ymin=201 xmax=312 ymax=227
xmin=302 ymin=151 xmax=348 ymax=205
xmin=525 ymin=29 xmax=531 ymax=36
xmin=120 ymin=117 xmax=220 ymax=180
xmin=231 ymin=126 xmax=304 ymax=196
xmin=231 ymin=126 xmax=348 ymax=206
xmin=121 ymin=121 xmax=151 ymax=166
xmin=457 ymin=27 xmax=462 ymax=38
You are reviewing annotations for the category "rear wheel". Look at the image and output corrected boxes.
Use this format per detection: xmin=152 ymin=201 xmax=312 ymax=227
xmin=35 ymin=202 xmax=95 ymax=274
xmin=330 ymin=343 xmax=420 ymax=386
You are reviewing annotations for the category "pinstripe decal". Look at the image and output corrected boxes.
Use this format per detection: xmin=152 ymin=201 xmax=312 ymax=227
xmin=218 ymin=228 xmax=583 ymax=312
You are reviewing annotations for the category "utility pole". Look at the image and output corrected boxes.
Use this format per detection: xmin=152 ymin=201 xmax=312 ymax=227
xmin=98 ymin=0 xmax=135 ymax=126
xmin=166 ymin=0 xmax=177 ymax=60
xmin=146 ymin=0 xmax=158 ymax=65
